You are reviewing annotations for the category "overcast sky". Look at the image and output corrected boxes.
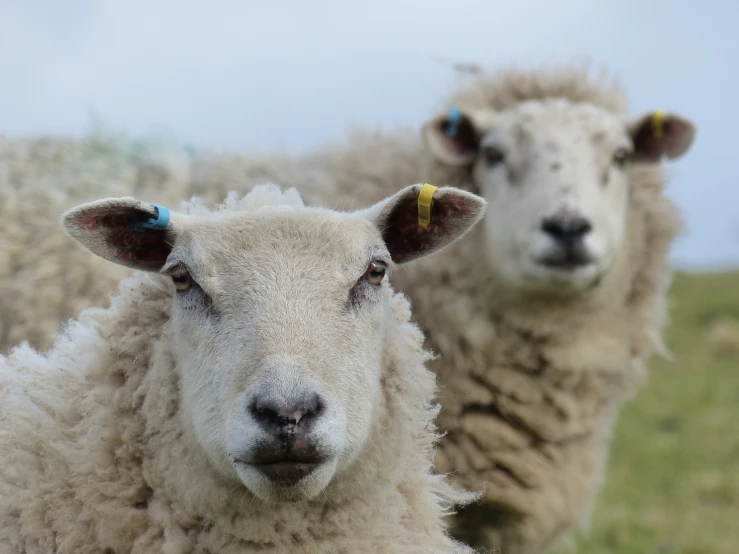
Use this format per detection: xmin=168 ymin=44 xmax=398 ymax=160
xmin=1 ymin=0 xmax=736 ymax=270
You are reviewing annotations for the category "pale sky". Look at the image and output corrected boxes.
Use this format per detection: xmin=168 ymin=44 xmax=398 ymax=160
xmin=1 ymin=0 xmax=736 ymax=270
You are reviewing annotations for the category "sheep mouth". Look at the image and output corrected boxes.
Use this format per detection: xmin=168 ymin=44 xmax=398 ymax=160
xmin=234 ymin=450 xmax=327 ymax=486
xmin=250 ymin=461 xmax=320 ymax=485
xmin=536 ymin=250 xmax=594 ymax=271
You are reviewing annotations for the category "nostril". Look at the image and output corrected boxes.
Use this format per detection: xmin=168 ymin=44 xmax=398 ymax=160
xmin=251 ymin=397 xmax=280 ymax=426
xmin=250 ymin=393 xmax=323 ymax=430
xmin=541 ymin=216 xmax=592 ymax=241
xmin=541 ymin=218 xmax=565 ymax=238
xmin=570 ymin=217 xmax=592 ymax=236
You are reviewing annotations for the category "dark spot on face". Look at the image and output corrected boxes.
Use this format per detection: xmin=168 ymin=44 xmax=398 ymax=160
xmin=513 ymin=123 xmax=529 ymax=151
xmin=591 ymin=132 xmax=605 ymax=144
xmin=544 ymin=141 xmax=559 ymax=154
xmin=550 ymin=162 xmax=562 ymax=172
xmin=601 ymin=168 xmax=610 ymax=188
xmin=506 ymin=166 xmax=519 ymax=185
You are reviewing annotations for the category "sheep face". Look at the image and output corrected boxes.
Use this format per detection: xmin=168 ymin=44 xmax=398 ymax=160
xmin=168 ymin=212 xmax=397 ymax=502
xmin=62 ymin=184 xmax=486 ymax=502
xmin=424 ymin=99 xmax=695 ymax=295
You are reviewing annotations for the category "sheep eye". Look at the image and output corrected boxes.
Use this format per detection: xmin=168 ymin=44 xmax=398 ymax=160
xmin=481 ymin=145 xmax=505 ymax=167
xmin=171 ymin=267 xmax=193 ymax=292
xmin=612 ymin=147 xmax=631 ymax=167
xmin=363 ymin=261 xmax=386 ymax=286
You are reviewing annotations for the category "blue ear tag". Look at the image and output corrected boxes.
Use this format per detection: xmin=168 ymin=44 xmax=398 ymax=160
xmin=445 ymin=106 xmax=462 ymax=137
xmin=132 ymin=204 xmax=171 ymax=232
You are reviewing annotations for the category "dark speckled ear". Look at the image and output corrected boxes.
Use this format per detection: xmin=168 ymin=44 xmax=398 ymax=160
xmin=62 ymin=197 xmax=177 ymax=271
xmin=358 ymin=184 xmax=487 ymax=264
xmin=629 ymin=111 xmax=696 ymax=163
xmin=422 ymin=107 xmax=482 ymax=166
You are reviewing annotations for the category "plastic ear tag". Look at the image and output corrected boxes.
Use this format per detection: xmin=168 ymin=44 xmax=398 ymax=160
xmin=132 ymin=204 xmax=170 ymax=231
xmin=652 ymin=111 xmax=665 ymax=139
xmin=446 ymin=107 xmax=462 ymax=137
xmin=418 ymin=184 xmax=438 ymax=228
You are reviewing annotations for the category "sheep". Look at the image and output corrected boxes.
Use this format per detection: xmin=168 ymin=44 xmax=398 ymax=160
xmin=1 ymin=63 xmax=698 ymax=553
xmin=0 ymin=182 xmax=487 ymax=554
xmin=403 ymin=67 xmax=696 ymax=553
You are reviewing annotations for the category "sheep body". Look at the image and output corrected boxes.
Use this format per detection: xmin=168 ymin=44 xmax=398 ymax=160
xmin=0 ymin=185 xmax=480 ymax=554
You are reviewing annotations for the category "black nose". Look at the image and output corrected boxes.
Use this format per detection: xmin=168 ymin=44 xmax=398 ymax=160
xmin=541 ymin=216 xmax=592 ymax=245
xmin=250 ymin=393 xmax=323 ymax=436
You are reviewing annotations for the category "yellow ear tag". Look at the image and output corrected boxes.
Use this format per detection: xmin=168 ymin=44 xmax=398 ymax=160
xmin=417 ymin=183 xmax=438 ymax=228
xmin=652 ymin=111 xmax=665 ymax=139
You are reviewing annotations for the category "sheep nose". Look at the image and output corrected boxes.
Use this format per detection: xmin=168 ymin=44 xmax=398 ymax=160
xmin=250 ymin=393 xmax=323 ymax=436
xmin=540 ymin=216 xmax=592 ymax=246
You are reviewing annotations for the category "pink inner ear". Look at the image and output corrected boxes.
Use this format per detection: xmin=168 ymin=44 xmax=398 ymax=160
xmin=77 ymin=212 xmax=137 ymax=231
xmin=382 ymin=189 xmax=477 ymax=263
xmin=663 ymin=118 xmax=693 ymax=158
xmin=632 ymin=121 xmax=665 ymax=162
xmin=435 ymin=193 xmax=479 ymax=218
xmin=632 ymin=115 xmax=694 ymax=162
xmin=110 ymin=227 xmax=171 ymax=266
xmin=434 ymin=116 xmax=479 ymax=157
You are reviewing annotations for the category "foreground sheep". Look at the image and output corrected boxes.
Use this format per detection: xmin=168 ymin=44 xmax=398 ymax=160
xmin=0 ymin=183 xmax=485 ymax=553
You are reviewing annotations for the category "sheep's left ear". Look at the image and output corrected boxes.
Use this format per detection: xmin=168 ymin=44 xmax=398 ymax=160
xmin=629 ymin=111 xmax=696 ymax=163
xmin=62 ymin=197 xmax=177 ymax=271
xmin=358 ymin=184 xmax=487 ymax=264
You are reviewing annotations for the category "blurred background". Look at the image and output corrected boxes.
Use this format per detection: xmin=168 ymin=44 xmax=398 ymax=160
xmin=1 ymin=1 xmax=737 ymax=552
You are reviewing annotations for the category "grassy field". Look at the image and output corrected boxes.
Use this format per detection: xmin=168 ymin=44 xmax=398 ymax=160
xmin=553 ymin=271 xmax=739 ymax=554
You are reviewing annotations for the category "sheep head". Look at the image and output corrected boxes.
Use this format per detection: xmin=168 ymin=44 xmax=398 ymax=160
xmin=62 ymin=183 xmax=486 ymax=502
xmin=423 ymin=100 xmax=696 ymax=295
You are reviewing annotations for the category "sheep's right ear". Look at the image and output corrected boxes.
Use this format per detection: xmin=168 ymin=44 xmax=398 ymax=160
xmin=62 ymin=197 xmax=177 ymax=271
xmin=422 ymin=107 xmax=482 ymax=166
xmin=358 ymin=183 xmax=487 ymax=264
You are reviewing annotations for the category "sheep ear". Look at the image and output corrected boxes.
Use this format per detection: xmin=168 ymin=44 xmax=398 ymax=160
xmin=359 ymin=184 xmax=487 ymax=264
xmin=62 ymin=197 xmax=177 ymax=271
xmin=422 ymin=107 xmax=481 ymax=166
xmin=629 ymin=111 xmax=696 ymax=163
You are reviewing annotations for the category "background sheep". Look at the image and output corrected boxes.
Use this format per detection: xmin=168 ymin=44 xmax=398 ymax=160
xmin=379 ymin=67 xmax=697 ymax=553
xmin=0 ymin=183 xmax=486 ymax=553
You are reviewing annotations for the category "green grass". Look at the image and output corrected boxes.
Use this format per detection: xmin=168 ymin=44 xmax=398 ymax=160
xmin=553 ymin=271 xmax=739 ymax=554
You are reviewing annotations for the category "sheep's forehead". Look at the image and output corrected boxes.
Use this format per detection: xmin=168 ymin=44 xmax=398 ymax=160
xmin=178 ymin=210 xmax=383 ymax=281
xmin=485 ymin=99 xmax=628 ymax=154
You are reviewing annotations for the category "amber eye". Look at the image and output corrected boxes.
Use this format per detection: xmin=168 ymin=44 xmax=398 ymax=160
xmin=364 ymin=261 xmax=386 ymax=286
xmin=171 ymin=266 xmax=193 ymax=292
xmin=482 ymin=145 xmax=505 ymax=166
xmin=612 ymin=147 xmax=631 ymax=167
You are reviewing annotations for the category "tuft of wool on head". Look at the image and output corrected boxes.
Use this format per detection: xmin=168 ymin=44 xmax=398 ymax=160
xmin=179 ymin=183 xmax=306 ymax=216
